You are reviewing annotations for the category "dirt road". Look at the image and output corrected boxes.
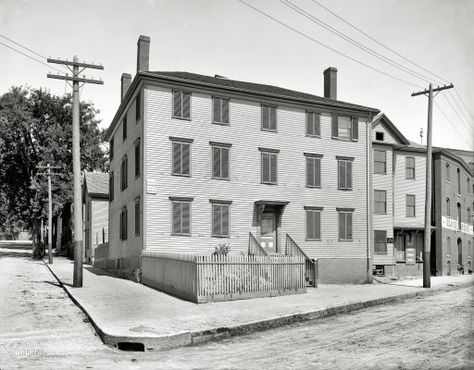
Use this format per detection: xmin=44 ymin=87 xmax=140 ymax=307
xmin=0 ymin=248 xmax=472 ymax=369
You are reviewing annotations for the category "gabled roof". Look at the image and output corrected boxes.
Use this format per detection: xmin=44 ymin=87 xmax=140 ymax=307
xmin=106 ymin=71 xmax=380 ymax=140
xmin=84 ymin=172 xmax=109 ymax=198
xmin=371 ymin=113 xmax=410 ymax=145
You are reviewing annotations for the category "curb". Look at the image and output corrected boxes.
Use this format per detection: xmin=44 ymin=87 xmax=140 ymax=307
xmin=42 ymin=259 xmax=472 ymax=351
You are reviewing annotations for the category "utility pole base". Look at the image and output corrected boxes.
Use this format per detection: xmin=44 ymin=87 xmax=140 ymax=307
xmin=423 ymin=251 xmax=431 ymax=288
xmin=73 ymin=240 xmax=83 ymax=287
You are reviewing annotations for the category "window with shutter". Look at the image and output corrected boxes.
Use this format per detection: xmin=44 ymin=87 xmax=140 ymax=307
xmin=122 ymin=116 xmax=127 ymax=141
xmin=211 ymin=201 xmax=231 ymax=238
xmin=110 ymin=138 xmax=114 ymax=160
xmin=331 ymin=115 xmax=338 ymax=138
xmin=120 ymin=156 xmax=128 ymax=191
xmin=374 ymin=150 xmax=386 ymax=174
xmin=261 ymin=105 xmax=277 ymax=132
xmin=260 ymin=149 xmax=278 ymax=184
xmin=445 ymin=163 xmax=450 ymax=181
xmin=120 ymin=207 xmax=128 ymax=240
xmin=135 ymin=198 xmax=140 ymax=236
xmin=172 ymin=90 xmax=191 ymax=119
xmin=406 ymin=195 xmax=416 ymax=217
xmin=374 ymin=190 xmax=387 ymax=214
xmin=305 ymin=208 xmax=321 ymax=240
xmin=338 ymin=209 xmax=354 ymax=241
xmin=305 ymin=154 xmax=322 ymax=188
xmin=171 ymin=198 xmax=193 ymax=236
xmin=405 ymin=157 xmax=415 ymax=179
xmin=135 ymin=139 xmax=140 ymax=178
xmin=136 ymin=92 xmax=141 ymax=122
xmin=109 ymin=173 xmax=114 ymax=202
xmin=171 ymin=138 xmax=192 ymax=176
xmin=446 ymin=197 xmax=451 ymax=217
xmin=374 ymin=230 xmax=387 ymax=254
xmin=337 ymin=158 xmax=353 ymax=190
xmin=306 ymin=112 xmax=321 ymax=137
xmin=351 ymin=117 xmax=358 ymax=141
xmin=211 ymin=143 xmax=231 ymax=180
xmin=213 ymin=97 xmax=230 ymax=124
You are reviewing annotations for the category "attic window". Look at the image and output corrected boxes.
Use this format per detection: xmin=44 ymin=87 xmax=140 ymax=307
xmin=375 ymin=132 xmax=384 ymax=141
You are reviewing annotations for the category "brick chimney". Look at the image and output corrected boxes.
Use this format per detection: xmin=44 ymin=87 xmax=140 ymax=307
xmin=121 ymin=73 xmax=132 ymax=101
xmin=323 ymin=67 xmax=337 ymax=100
xmin=137 ymin=35 xmax=150 ymax=73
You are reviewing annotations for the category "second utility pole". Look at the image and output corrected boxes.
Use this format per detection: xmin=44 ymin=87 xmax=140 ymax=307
xmin=412 ymin=82 xmax=453 ymax=288
xmin=47 ymin=56 xmax=103 ymax=287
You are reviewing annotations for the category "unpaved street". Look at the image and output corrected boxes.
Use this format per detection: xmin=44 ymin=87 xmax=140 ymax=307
xmin=0 ymin=248 xmax=473 ymax=369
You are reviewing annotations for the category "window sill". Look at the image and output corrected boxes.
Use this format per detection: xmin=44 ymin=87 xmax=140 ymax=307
xmin=212 ymin=235 xmax=231 ymax=239
xmin=305 ymin=134 xmax=321 ymax=138
xmin=172 ymin=116 xmax=191 ymax=121
xmin=306 ymin=238 xmax=322 ymax=241
xmin=338 ymin=239 xmax=353 ymax=242
xmin=374 ymin=172 xmax=387 ymax=175
xmin=212 ymin=121 xmax=230 ymax=126
xmin=374 ymin=252 xmax=388 ymax=255
xmin=171 ymin=234 xmax=192 ymax=237
xmin=261 ymin=181 xmax=278 ymax=185
xmin=338 ymin=188 xmax=353 ymax=191
xmin=306 ymin=185 xmax=322 ymax=189
xmin=211 ymin=177 xmax=230 ymax=181
xmin=261 ymin=128 xmax=277 ymax=133
xmin=171 ymin=173 xmax=191 ymax=178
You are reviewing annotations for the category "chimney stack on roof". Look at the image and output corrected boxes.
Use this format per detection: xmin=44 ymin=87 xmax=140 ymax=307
xmin=137 ymin=35 xmax=150 ymax=73
xmin=323 ymin=67 xmax=337 ymax=100
xmin=121 ymin=73 xmax=132 ymax=101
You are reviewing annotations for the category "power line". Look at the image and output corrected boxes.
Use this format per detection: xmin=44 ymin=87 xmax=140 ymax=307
xmin=434 ymin=100 xmax=472 ymax=148
xmin=238 ymin=0 xmax=423 ymax=89
xmin=0 ymin=40 xmax=65 ymax=74
xmin=281 ymin=0 xmax=437 ymax=85
xmin=309 ymin=0 xmax=451 ymax=85
xmin=0 ymin=34 xmax=47 ymax=60
xmin=443 ymin=92 xmax=473 ymax=134
xmin=454 ymin=88 xmax=474 ymax=120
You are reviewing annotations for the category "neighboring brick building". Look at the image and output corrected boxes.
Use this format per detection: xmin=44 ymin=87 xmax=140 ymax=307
xmin=82 ymin=172 xmax=109 ymax=264
xmin=103 ymin=35 xmax=380 ymax=284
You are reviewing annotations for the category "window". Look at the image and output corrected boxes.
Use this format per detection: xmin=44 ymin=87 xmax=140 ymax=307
xmin=305 ymin=153 xmax=322 ymax=188
xmin=135 ymin=198 xmax=140 ymax=236
xmin=211 ymin=200 xmax=231 ymax=238
xmin=337 ymin=157 xmax=353 ymax=190
xmin=467 ymin=178 xmax=471 ymax=194
xmin=170 ymin=137 xmax=193 ymax=176
xmin=446 ymin=197 xmax=451 ymax=217
xmin=211 ymin=142 xmax=231 ymax=180
xmin=172 ymin=90 xmax=191 ymax=119
xmin=374 ymin=150 xmax=386 ymax=174
xmin=260 ymin=148 xmax=278 ymax=184
xmin=406 ymin=195 xmax=415 ymax=217
xmin=447 ymin=236 xmax=451 ymax=256
xmin=109 ymin=172 xmax=114 ymax=202
xmin=445 ymin=163 xmax=450 ymax=181
xmin=375 ymin=132 xmax=384 ymax=141
xmin=261 ymin=104 xmax=277 ymax=131
xmin=457 ymin=203 xmax=461 ymax=230
xmin=338 ymin=208 xmax=353 ymax=241
xmin=305 ymin=207 xmax=322 ymax=240
xmin=374 ymin=190 xmax=387 ymax=214
xmin=120 ymin=156 xmax=128 ymax=191
xmin=136 ymin=91 xmax=141 ymax=122
xmin=306 ymin=111 xmax=321 ymax=137
xmin=213 ymin=97 xmax=229 ymax=124
xmin=467 ymin=207 xmax=471 ymax=225
xmin=405 ymin=157 xmax=415 ymax=179
xmin=135 ymin=139 xmax=140 ymax=178
xmin=170 ymin=197 xmax=192 ymax=236
xmin=332 ymin=115 xmax=358 ymax=141
xmin=374 ymin=230 xmax=387 ymax=254
xmin=110 ymin=138 xmax=114 ymax=160
xmin=122 ymin=115 xmax=127 ymax=141
xmin=119 ymin=207 xmax=127 ymax=241
xmin=457 ymin=168 xmax=461 ymax=194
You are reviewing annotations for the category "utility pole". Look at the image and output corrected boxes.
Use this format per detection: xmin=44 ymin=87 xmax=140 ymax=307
xmin=47 ymin=57 xmax=103 ymax=287
xmin=37 ymin=164 xmax=61 ymax=264
xmin=412 ymin=83 xmax=454 ymax=288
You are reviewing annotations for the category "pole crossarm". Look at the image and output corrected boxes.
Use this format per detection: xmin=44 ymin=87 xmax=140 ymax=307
xmin=411 ymin=83 xmax=454 ymax=97
xmin=47 ymin=74 xmax=103 ymax=85
xmin=47 ymin=58 xmax=104 ymax=70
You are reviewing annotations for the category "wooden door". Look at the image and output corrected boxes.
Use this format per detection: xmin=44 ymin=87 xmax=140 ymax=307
xmin=261 ymin=214 xmax=276 ymax=253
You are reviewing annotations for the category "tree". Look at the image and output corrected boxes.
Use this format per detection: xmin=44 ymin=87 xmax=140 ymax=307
xmin=0 ymin=86 xmax=108 ymax=256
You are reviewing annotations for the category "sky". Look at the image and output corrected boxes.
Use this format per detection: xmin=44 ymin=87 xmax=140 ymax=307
xmin=1 ymin=0 xmax=473 ymax=151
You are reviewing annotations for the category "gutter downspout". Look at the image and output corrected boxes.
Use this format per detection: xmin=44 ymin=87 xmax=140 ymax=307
xmin=367 ymin=114 xmax=373 ymax=282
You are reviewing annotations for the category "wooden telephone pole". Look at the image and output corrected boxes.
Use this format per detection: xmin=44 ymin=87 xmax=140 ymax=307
xmin=37 ymin=164 xmax=61 ymax=264
xmin=412 ymin=83 xmax=454 ymax=288
xmin=47 ymin=57 xmax=103 ymax=287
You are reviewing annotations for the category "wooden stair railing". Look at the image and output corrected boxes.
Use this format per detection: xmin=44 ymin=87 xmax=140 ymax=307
xmin=285 ymin=234 xmax=318 ymax=287
xmin=248 ymin=232 xmax=268 ymax=257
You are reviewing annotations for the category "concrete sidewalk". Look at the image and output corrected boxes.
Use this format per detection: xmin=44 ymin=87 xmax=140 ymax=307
xmin=46 ymin=257 xmax=473 ymax=351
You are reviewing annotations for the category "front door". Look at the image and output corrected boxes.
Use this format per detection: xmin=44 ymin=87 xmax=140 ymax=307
xmin=261 ymin=213 xmax=276 ymax=254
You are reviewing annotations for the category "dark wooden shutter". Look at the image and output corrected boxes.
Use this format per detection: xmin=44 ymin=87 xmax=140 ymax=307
xmin=135 ymin=199 xmax=140 ymax=236
xmin=212 ymin=204 xmax=220 ymax=236
xmin=306 ymin=157 xmax=314 ymax=187
xmin=136 ymin=92 xmax=141 ymax=121
xmin=135 ymin=141 xmax=140 ymax=177
xmin=109 ymin=173 xmax=114 ymax=202
xmin=314 ymin=114 xmax=321 ymax=136
xmin=172 ymin=202 xmax=181 ymax=234
xmin=213 ymin=97 xmax=221 ymax=123
xmin=262 ymin=152 xmax=269 ymax=182
xmin=306 ymin=112 xmax=312 ymax=136
xmin=212 ymin=147 xmax=220 ymax=178
xmin=331 ymin=115 xmax=338 ymax=138
xmin=351 ymin=117 xmax=358 ymax=141
xmin=314 ymin=211 xmax=321 ymax=239
xmin=123 ymin=116 xmax=127 ymax=140
xmin=315 ymin=158 xmax=321 ymax=187
xmin=173 ymin=90 xmax=181 ymax=117
xmin=338 ymin=160 xmax=345 ymax=189
xmin=110 ymin=138 xmax=114 ymax=160
xmin=182 ymin=202 xmax=190 ymax=234
xmin=262 ymin=105 xmax=269 ymax=130
xmin=307 ymin=211 xmax=314 ymax=239
xmin=222 ymin=147 xmax=229 ymax=179
xmin=183 ymin=92 xmax=191 ymax=118
xmin=347 ymin=161 xmax=353 ymax=189
xmin=222 ymin=99 xmax=229 ymax=124
xmin=347 ymin=212 xmax=353 ymax=239
xmin=338 ymin=212 xmax=344 ymax=239
xmin=182 ymin=143 xmax=190 ymax=175
xmin=270 ymin=106 xmax=277 ymax=130
xmin=270 ymin=153 xmax=277 ymax=183
xmin=172 ymin=142 xmax=181 ymax=174
xmin=222 ymin=205 xmax=229 ymax=237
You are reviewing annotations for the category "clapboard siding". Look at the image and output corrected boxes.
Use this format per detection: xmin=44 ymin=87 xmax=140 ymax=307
xmin=393 ymin=151 xmax=426 ymax=227
xmin=108 ymin=89 xmax=144 ymax=260
xmin=144 ymin=85 xmax=369 ymax=259
xmin=91 ymin=200 xmax=108 ymax=247
xmin=372 ymin=122 xmax=398 ymax=145
xmin=372 ymin=144 xmax=394 ymax=264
